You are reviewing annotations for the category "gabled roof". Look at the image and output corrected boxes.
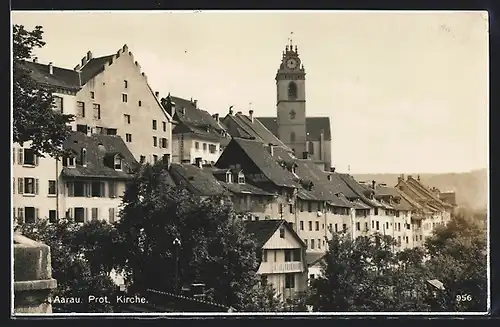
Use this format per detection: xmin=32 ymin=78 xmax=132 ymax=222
xmin=169 ymin=163 xmax=229 ymax=196
xmin=337 ymin=174 xmax=379 ymax=208
xmin=256 ymin=117 xmax=332 ymax=141
xmin=325 ymin=173 xmax=360 ymax=199
xmin=20 ymin=61 xmax=81 ymax=92
xmin=222 ymin=113 xmax=291 ymax=150
xmin=61 ymin=132 xmax=137 ymax=179
xmin=406 ymin=177 xmax=453 ymax=208
xmin=374 ymin=185 xmax=401 ymax=198
xmin=228 ymin=138 xmax=298 ymax=188
xmin=244 ymin=219 xmax=306 ymax=248
xmin=168 ymin=96 xmax=227 ymax=141
xmin=306 ymin=252 xmax=326 ymax=267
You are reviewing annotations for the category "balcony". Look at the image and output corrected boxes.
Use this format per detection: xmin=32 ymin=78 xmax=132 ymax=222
xmin=258 ymin=261 xmax=304 ymax=274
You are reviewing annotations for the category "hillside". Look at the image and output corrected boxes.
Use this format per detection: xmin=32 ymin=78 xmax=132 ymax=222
xmin=353 ymin=168 xmax=488 ymax=210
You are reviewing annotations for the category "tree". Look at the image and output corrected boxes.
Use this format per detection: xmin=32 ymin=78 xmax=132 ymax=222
xmin=116 ymin=162 xmax=281 ymax=311
xmin=17 ymin=219 xmax=119 ymax=313
xmin=13 ymin=24 xmax=74 ymax=158
xmin=423 ymin=212 xmax=487 ymax=311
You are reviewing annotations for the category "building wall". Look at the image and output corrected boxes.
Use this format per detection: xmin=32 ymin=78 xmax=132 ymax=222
xmin=307 ymin=140 xmax=332 ymax=172
xmin=74 ymin=46 xmax=172 ymax=164
xmin=172 ymin=134 xmax=221 ymax=164
xmin=296 ymin=200 xmax=328 ymax=253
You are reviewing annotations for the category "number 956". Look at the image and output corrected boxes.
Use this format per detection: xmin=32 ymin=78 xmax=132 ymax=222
xmin=456 ymin=294 xmax=472 ymax=302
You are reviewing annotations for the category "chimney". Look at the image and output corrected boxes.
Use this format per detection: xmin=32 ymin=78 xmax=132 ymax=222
xmin=302 ymin=151 xmax=309 ymax=159
xmin=268 ymin=143 xmax=274 ymax=156
xmin=155 ymin=91 xmax=159 ymax=98
xmin=417 ymin=175 xmax=421 ymax=181
xmin=195 ymin=157 xmax=203 ymax=168
xmin=237 ymin=111 xmax=242 ymax=115
xmin=48 ymin=62 xmax=53 ymax=75
xmin=193 ymin=100 xmax=198 ymax=108
xmin=229 ymin=106 xmax=234 ymax=115
xmin=73 ymin=64 xmax=80 ymax=71
xmin=213 ymin=113 xmax=220 ymax=123
xmin=162 ymin=154 xmax=171 ymax=168
xmin=330 ymin=167 xmax=336 ymax=173
xmin=81 ymin=56 xmax=87 ymax=67
xmin=87 ymin=51 xmax=92 ymax=61
xmin=32 ymin=57 xmax=38 ymax=63
xmin=249 ymin=109 xmax=254 ymax=123
xmin=372 ymin=180 xmax=376 ymax=189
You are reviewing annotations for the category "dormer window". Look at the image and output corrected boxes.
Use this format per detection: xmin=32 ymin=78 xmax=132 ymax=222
xmin=238 ymin=172 xmax=245 ymax=184
xmin=67 ymin=156 xmax=76 ymax=168
xmin=80 ymin=148 xmax=87 ymax=167
xmin=226 ymin=172 xmax=233 ymax=184
xmin=114 ymin=155 xmax=123 ymax=170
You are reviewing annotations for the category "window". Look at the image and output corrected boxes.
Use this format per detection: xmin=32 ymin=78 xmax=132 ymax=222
xmin=279 ymin=226 xmax=285 ymax=238
xmin=161 ymin=138 xmax=168 ymax=148
xmin=77 ymin=101 xmax=85 ymax=117
xmin=334 ymin=223 xmax=338 ymax=232
xmin=290 ymin=132 xmax=296 ymax=142
xmin=153 ymin=155 xmax=158 ymax=163
xmin=329 ymin=223 xmax=332 ymax=231
xmin=67 ymin=181 xmax=86 ymax=197
xmin=19 ymin=177 xmax=39 ymax=195
xmin=24 ymin=207 xmax=37 ymax=223
xmin=108 ymin=181 xmax=117 ymax=198
xmin=396 ymin=211 xmax=400 ymax=217
xmin=260 ymin=275 xmax=268 ymax=286
xmin=238 ymin=173 xmax=245 ymax=184
xmin=91 ymin=181 xmax=104 ymax=197
xmin=308 ymin=141 xmax=314 ymax=155
xmin=162 ymin=121 xmax=166 ymax=131
xmin=23 ymin=148 xmax=36 ymax=165
xmin=376 ymin=221 xmax=380 ymax=230
xmin=310 ymin=274 xmax=315 ymax=280
xmin=300 ymin=221 xmax=304 ymax=230
xmin=95 ymin=126 xmax=103 ymax=134
xmin=90 ymin=91 xmax=95 ymax=99
xmin=114 ymin=156 xmax=122 ymax=170
xmin=397 ymin=236 xmax=401 ymax=245
xmin=109 ymin=208 xmax=115 ymax=223
xmin=124 ymin=114 xmax=131 ymax=124
xmin=289 ymin=204 xmax=293 ymax=214
xmin=81 ymin=148 xmax=87 ymax=166
xmin=315 ymin=221 xmax=319 ymax=231
xmin=285 ymin=273 xmax=296 ymax=289
xmin=343 ymin=224 xmax=347 ymax=232
xmin=318 ymin=239 xmax=321 ymax=249
xmin=375 ymin=208 xmax=379 ymax=215
xmin=138 ymin=100 xmax=142 ymax=107
xmin=274 ymin=250 xmax=277 ymax=262
xmin=74 ymin=207 xmax=85 ymax=223
xmin=356 ymin=222 xmax=360 ymax=231
xmin=310 ymin=239 xmax=315 ymax=249
xmin=53 ymin=96 xmax=63 ymax=113
xmin=195 ymin=142 xmax=200 ymax=150
xmin=91 ymin=208 xmax=99 ymax=220
xmin=308 ymin=221 xmax=312 ymax=231
xmin=122 ymin=94 xmax=128 ymax=103
xmin=126 ymin=133 xmax=132 ymax=143
xmin=285 ymin=249 xmax=292 ymax=262
xmin=226 ymin=173 xmax=233 ymax=183
xmin=153 ymin=137 xmax=157 ymax=147
xmin=124 ymin=80 xmax=128 ymax=88
xmin=48 ymin=180 xmax=56 ymax=195
xmin=365 ymin=222 xmax=368 ymax=231
xmin=202 ymin=143 xmax=207 ymax=151
xmin=139 ymin=155 xmax=146 ymax=164
xmin=288 ymin=82 xmax=297 ymax=100
xmin=307 ymin=202 xmax=312 ymax=212
xmin=76 ymin=124 xmax=88 ymax=133
xmin=209 ymin=144 xmax=217 ymax=154
xmin=152 ymin=120 xmax=157 ymax=130
xmin=93 ymin=103 xmax=101 ymax=119
xmin=49 ymin=210 xmax=57 ymax=223
xmin=406 ymin=236 xmax=409 ymax=244
xmin=304 ymin=239 xmax=308 ymax=248
xmin=372 ymin=220 xmax=375 ymax=228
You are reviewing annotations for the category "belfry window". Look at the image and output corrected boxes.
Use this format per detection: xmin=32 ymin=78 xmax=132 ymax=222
xmin=288 ymin=82 xmax=297 ymax=100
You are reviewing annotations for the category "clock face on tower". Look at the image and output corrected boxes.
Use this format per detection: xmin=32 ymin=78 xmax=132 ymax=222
xmin=286 ymin=58 xmax=298 ymax=69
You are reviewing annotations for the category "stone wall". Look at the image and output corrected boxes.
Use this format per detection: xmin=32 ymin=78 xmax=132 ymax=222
xmin=13 ymin=232 xmax=57 ymax=314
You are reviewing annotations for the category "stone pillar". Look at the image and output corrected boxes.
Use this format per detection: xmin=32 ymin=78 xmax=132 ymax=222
xmin=13 ymin=233 xmax=57 ymax=314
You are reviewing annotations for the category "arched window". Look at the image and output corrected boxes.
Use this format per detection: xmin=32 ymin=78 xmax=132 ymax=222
xmin=288 ymin=82 xmax=297 ymax=100
xmin=290 ymin=132 xmax=296 ymax=142
xmin=308 ymin=141 xmax=314 ymax=155
xmin=81 ymin=148 xmax=87 ymax=166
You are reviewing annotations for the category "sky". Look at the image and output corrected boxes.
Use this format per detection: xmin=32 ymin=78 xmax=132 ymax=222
xmin=12 ymin=11 xmax=489 ymax=174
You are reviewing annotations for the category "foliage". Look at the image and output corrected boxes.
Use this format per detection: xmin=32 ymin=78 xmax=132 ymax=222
xmin=311 ymin=211 xmax=487 ymax=312
xmin=116 ymin=161 xmax=281 ymax=311
xmin=13 ymin=24 xmax=74 ymax=158
xmin=17 ymin=219 xmax=119 ymax=313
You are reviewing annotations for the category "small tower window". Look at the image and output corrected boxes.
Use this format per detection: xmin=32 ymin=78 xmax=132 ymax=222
xmin=290 ymin=131 xmax=296 ymax=142
xmin=114 ymin=155 xmax=122 ymax=170
xmin=288 ymin=82 xmax=297 ymax=100
xmin=81 ymin=148 xmax=87 ymax=166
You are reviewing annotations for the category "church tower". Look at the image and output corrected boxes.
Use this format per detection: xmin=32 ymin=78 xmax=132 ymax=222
xmin=275 ymin=41 xmax=307 ymax=158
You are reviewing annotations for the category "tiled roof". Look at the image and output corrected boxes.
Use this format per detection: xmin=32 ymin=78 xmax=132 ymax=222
xmin=80 ymin=55 xmax=114 ymax=85
xmin=230 ymin=138 xmax=298 ymax=188
xmin=204 ymin=167 xmax=276 ymax=196
xmin=222 ymin=113 xmax=291 ymax=150
xmin=168 ymin=96 xmax=228 ymax=141
xmin=169 ymin=163 xmax=229 ymax=196
xmin=61 ymin=132 xmax=137 ymax=179
xmin=325 ymin=173 xmax=360 ymax=199
xmin=244 ymin=219 xmax=306 ymax=249
xmin=306 ymin=252 xmax=326 ymax=266
xmin=406 ymin=177 xmax=453 ymax=208
xmin=21 ymin=61 xmax=81 ymax=91
xmin=375 ymin=185 xmax=401 ymax=198
xmin=256 ymin=117 xmax=332 ymax=141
